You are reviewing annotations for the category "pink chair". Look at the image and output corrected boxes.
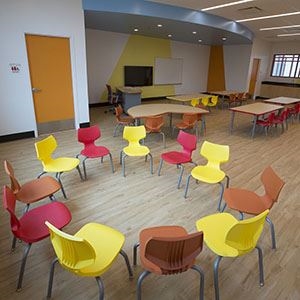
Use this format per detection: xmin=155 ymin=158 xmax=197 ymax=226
xmin=255 ymin=112 xmax=275 ymax=136
xmin=77 ymin=125 xmax=114 ymax=179
xmin=2 ymin=185 xmax=72 ymax=291
xmin=158 ymin=130 xmax=197 ymax=189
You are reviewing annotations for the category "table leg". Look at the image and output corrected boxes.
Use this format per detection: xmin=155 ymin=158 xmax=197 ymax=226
xmin=229 ymin=111 xmax=235 ymax=134
xmin=251 ymin=116 xmax=257 ymax=138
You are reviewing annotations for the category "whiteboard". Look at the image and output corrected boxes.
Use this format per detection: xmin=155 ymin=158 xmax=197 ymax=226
xmin=154 ymin=57 xmax=183 ymax=85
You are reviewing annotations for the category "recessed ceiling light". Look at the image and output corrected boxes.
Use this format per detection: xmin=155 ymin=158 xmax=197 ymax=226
xmin=222 ymin=37 xmax=227 ymax=41
xmin=192 ymin=31 xmax=197 ymax=34
xmin=167 ymin=34 xmax=172 ymax=37
xmin=237 ymin=11 xmax=300 ymax=22
xmin=202 ymin=0 xmax=253 ymax=11
xmin=157 ymin=24 xmax=163 ymax=27
xmin=198 ymin=39 xmax=202 ymax=42
xmin=260 ymin=24 xmax=300 ymax=31
xmin=134 ymin=28 xmax=139 ymax=32
xmin=277 ymin=33 xmax=300 ymax=37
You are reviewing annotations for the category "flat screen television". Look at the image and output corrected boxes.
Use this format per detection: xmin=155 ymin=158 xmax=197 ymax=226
xmin=124 ymin=66 xmax=153 ymax=87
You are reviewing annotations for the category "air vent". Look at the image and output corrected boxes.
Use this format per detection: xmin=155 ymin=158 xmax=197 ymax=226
xmin=237 ymin=6 xmax=263 ymax=16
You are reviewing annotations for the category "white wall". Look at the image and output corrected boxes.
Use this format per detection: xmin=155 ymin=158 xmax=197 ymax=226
xmin=0 ymin=0 xmax=89 ymax=137
xmin=223 ymin=44 xmax=252 ymax=91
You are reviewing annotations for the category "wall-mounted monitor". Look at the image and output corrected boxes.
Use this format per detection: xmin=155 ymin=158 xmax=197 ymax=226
xmin=124 ymin=66 xmax=153 ymax=87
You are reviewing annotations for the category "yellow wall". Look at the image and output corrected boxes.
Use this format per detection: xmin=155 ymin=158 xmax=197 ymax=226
xmin=102 ymin=35 xmax=175 ymax=99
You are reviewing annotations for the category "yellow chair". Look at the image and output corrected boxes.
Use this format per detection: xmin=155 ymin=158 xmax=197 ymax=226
xmin=45 ymin=221 xmax=133 ymax=300
xmin=190 ymin=98 xmax=200 ymax=107
xmin=207 ymin=95 xmax=218 ymax=110
xmin=190 ymin=98 xmax=206 ymax=136
xmin=196 ymin=210 xmax=269 ymax=300
xmin=184 ymin=141 xmax=230 ymax=211
xmin=120 ymin=125 xmax=153 ymax=177
xmin=35 ymin=135 xmax=83 ymax=199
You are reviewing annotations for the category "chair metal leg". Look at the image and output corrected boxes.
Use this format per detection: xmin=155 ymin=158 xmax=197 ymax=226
xmin=17 ymin=243 xmax=32 ymax=291
xmin=137 ymin=270 xmax=151 ymax=300
xmin=119 ymin=150 xmax=123 ymax=165
xmin=82 ymin=157 xmax=88 ymax=180
xmin=213 ymin=256 xmax=222 ymax=300
xmin=177 ymin=165 xmax=184 ymax=189
xmin=133 ymin=242 xmax=140 ymax=266
xmin=239 ymin=211 xmax=244 ymax=220
xmin=266 ymin=216 xmax=276 ymax=249
xmin=255 ymin=246 xmax=264 ymax=286
xmin=37 ymin=171 xmax=47 ymax=178
xmin=76 ymin=165 xmax=84 ymax=181
xmin=119 ymin=249 xmax=133 ymax=278
xmin=217 ymin=182 xmax=225 ymax=212
xmin=108 ymin=153 xmax=115 ymax=173
xmin=95 ymin=276 xmax=105 ymax=300
xmin=56 ymin=172 xmax=67 ymax=199
xmin=49 ymin=194 xmax=57 ymax=202
xmin=11 ymin=236 xmax=17 ymax=251
xmin=24 ymin=203 xmax=30 ymax=213
xmin=113 ymin=124 xmax=122 ymax=137
xmin=184 ymin=174 xmax=192 ymax=198
xmin=47 ymin=258 xmax=59 ymax=299
xmin=160 ymin=132 xmax=166 ymax=148
xmin=191 ymin=265 xmax=205 ymax=300
xmin=148 ymin=153 xmax=154 ymax=174
xmin=225 ymin=175 xmax=230 ymax=188
xmin=122 ymin=154 xmax=127 ymax=177
xmin=157 ymin=158 xmax=163 ymax=176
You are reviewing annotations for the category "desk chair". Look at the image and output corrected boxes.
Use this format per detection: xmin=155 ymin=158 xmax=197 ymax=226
xmin=105 ymin=84 xmax=122 ymax=114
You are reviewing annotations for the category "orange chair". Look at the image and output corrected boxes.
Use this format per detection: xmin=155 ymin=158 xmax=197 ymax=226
xmin=4 ymin=160 xmax=61 ymax=212
xmin=113 ymin=105 xmax=135 ymax=137
xmin=223 ymin=166 xmax=285 ymax=249
xmin=158 ymin=130 xmax=197 ymax=189
xmin=77 ymin=125 xmax=114 ymax=179
xmin=144 ymin=115 xmax=166 ymax=148
xmin=133 ymin=226 xmax=204 ymax=300
xmin=173 ymin=113 xmax=198 ymax=138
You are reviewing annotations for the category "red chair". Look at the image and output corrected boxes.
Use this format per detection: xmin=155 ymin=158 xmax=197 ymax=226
xmin=273 ymin=109 xmax=289 ymax=133
xmin=2 ymin=185 xmax=72 ymax=291
xmin=77 ymin=125 xmax=114 ymax=179
xmin=255 ymin=112 xmax=275 ymax=136
xmin=287 ymin=103 xmax=300 ymax=123
xmin=158 ymin=130 xmax=197 ymax=189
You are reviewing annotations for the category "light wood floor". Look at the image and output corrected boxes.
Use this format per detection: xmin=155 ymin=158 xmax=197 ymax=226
xmin=1 ymin=101 xmax=300 ymax=300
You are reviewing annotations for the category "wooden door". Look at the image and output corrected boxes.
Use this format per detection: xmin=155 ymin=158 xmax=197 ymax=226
xmin=249 ymin=58 xmax=260 ymax=98
xmin=25 ymin=34 xmax=75 ymax=134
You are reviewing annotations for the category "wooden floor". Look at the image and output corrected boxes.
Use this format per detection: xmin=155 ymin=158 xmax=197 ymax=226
xmin=1 ymin=101 xmax=300 ymax=300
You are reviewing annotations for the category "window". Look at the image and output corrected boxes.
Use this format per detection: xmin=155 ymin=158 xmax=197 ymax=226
xmin=271 ymin=54 xmax=300 ymax=78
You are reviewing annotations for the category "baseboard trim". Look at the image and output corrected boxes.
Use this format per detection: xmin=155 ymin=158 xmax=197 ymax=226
xmin=0 ymin=131 xmax=35 ymax=143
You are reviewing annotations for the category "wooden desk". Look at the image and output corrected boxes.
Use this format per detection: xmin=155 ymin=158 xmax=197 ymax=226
xmin=264 ymin=96 xmax=300 ymax=105
xmin=117 ymin=86 xmax=142 ymax=113
xmin=128 ymin=103 xmax=209 ymax=137
xmin=166 ymin=93 xmax=212 ymax=104
xmin=229 ymin=102 xmax=283 ymax=138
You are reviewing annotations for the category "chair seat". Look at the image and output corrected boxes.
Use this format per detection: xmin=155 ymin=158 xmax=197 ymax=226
xmin=123 ymin=145 xmax=150 ymax=157
xmin=139 ymin=226 xmax=188 ymax=274
xmin=74 ymin=223 xmax=125 ymax=277
xmin=18 ymin=202 xmax=71 ymax=243
xmin=161 ymin=151 xmax=191 ymax=164
xmin=224 ymin=188 xmax=273 ymax=215
xmin=196 ymin=213 xmax=240 ymax=257
xmin=43 ymin=157 xmax=80 ymax=173
xmin=80 ymin=145 xmax=110 ymax=158
xmin=191 ymin=166 xmax=226 ymax=183
xmin=16 ymin=176 xmax=61 ymax=204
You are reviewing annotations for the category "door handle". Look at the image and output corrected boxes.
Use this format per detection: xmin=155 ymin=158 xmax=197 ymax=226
xmin=32 ymin=87 xmax=42 ymax=93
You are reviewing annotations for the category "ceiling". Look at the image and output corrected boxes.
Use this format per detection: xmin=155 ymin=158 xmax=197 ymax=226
xmin=83 ymin=0 xmax=300 ymax=45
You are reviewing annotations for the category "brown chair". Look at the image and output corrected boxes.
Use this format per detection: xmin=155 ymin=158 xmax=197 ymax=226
xmin=133 ymin=225 xmax=204 ymax=300
xmin=105 ymin=84 xmax=122 ymax=113
xmin=144 ymin=115 xmax=166 ymax=148
xmin=113 ymin=105 xmax=135 ymax=137
xmin=223 ymin=166 xmax=285 ymax=249
xmin=4 ymin=160 xmax=61 ymax=212
xmin=173 ymin=113 xmax=198 ymax=138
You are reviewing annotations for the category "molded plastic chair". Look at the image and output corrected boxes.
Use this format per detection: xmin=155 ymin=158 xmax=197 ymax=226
xmin=113 ymin=105 xmax=135 ymax=137
xmin=4 ymin=160 xmax=61 ymax=212
xmin=273 ymin=109 xmax=289 ymax=133
xmin=202 ymin=96 xmax=218 ymax=111
xmin=144 ymin=115 xmax=166 ymax=148
xmin=287 ymin=103 xmax=300 ymax=123
xmin=184 ymin=141 xmax=230 ymax=211
xmin=105 ymin=84 xmax=122 ymax=114
xmin=120 ymin=125 xmax=153 ymax=177
xmin=45 ymin=221 xmax=133 ymax=300
xmin=255 ymin=112 xmax=275 ymax=136
xmin=173 ymin=113 xmax=198 ymax=138
xmin=190 ymin=99 xmax=206 ymax=135
xmin=35 ymin=135 xmax=83 ymax=199
xmin=2 ymin=185 xmax=72 ymax=291
xmin=158 ymin=130 xmax=197 ymax=189
xmin=224 ymin=166 xmax=285 ymax=249
xmin=196 ymin=210 xmax=269 ymax=300
xmin=133 ymin=226 xmax=205 ymax=300
xmin=77 ymin=125 xmax=114 ymax=179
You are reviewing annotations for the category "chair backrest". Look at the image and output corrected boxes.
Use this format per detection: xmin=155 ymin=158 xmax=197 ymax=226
xmin=2 ymin=186 xmax=21 ymax=237
xmin=190 ymin=98 xmax=200 ymax=107
xmin=145 ymin=231 xmax=203 ymax=275
xmin=209 ymin=95 xmax=218 ymax=105
xmin=261 ymin=166 xmax=285 ymax=203
xmin=201 ymin=97 xmax=210 ymax=106
xmin=144 ymin=115 xmax=164 ymax=132
xmin=115 ymin=105 xmax=123 ymax=120
xmin=177 ymin=130 xmax=197 ymax=157
xmin=277 ymin=109 xmax=288 ymax=121
xmin=267 ymin=112 xmax=275 ymax=123
xmin=123 ymin=125 xmax=146 ymax=144
xmin=77 ymin=125 xmax=101 ymax=146
xmin=4 ymin=160 xmax=21 ymax=193
xmin=182 ymin=113 xmax=198 ymax=127
xmin=225 ymin=210 xmax=269 ymax=252
xmin=200 ymin=141 xmax=229 ymax=169
xmin=229 ymin=94 xmax=237 ymax=102
xmin=45 ymin=221 xmax=96 ymax=272
xmin=35 ymin=135 xmax=57 ymax=164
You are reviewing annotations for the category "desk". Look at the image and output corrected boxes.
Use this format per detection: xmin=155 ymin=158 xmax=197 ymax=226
xmin=128 ymin=103 xmax=209 ymax=137
xmin=264 ymin=96 xmax=300 ymax=105
xmin=229 ymin=102 xmax=283 ymax=138
xmin=166 ymin=93 xmax=212 ymax=104
xmin=117 ymin=87 xmax=142 ymax=113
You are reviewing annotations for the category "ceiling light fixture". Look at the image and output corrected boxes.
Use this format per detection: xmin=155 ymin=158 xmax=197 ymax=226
xmin=198 ymin=39 xmax=202 ymax=42
xmin=167 ymin=34 xmax=172 ymax=37
xmin=134 ymin=28 xmax=138 ymax=32
xmin=237 ymin=11 xmax=300 ymax=22
xmin=157 ymin=24 xmax=162 ymax=27
xmin=192 ymin=31 xmax=197 ymax=34
xmin=222 ymin=37 xmax=227 ymax=41
xmin=277 ymin=33 xmax=300 ymax=37
xmin=202 ymin=0 xmax=253 ymax=11
xmin=260 ymin=24 xmax=300 ymax=31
